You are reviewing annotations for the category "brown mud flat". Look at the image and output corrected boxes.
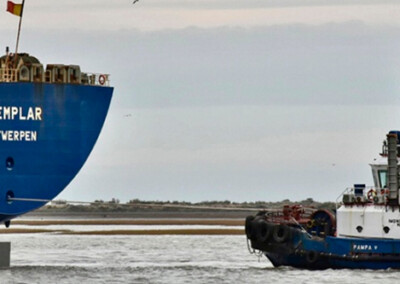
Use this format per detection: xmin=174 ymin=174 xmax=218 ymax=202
xmin=0 ymin=228 xmax=244 ymax=235
xmin=12 ymin=219 xmax=245 ymax=226
xmin=0 ymin=219 xmax=245 ymax=235
xmin=25 ymin=210 xmax=255 ymax=220
xmin=65 ymin=229 xmax=244 ymax=235
xmin=0 ymin=228 xmax=55 ymax=234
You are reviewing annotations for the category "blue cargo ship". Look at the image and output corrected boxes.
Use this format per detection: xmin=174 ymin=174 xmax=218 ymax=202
xmin=246 ymin=131 xmax=400 ymax=269
xmin=0 ymin=52 xmax=113 ymax=225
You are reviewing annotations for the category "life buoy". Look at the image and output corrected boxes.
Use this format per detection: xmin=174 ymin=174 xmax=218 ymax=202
xmin=305 ymin=250 xmax=319 ymax=264
xmin=245 ymin=216 xmax=255 ymax=240
xmin=99 ymin=74 xmax=106 ymax=85
xmin=272 ymin=224 xmax=291 ymax=243
xmin=256 ymin=220 xmax=273 ymax=243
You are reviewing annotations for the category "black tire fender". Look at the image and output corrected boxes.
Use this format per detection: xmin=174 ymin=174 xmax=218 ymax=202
xmin=256 ymin=220 xmax=273 ymax=242
xmin=305 ymin=250 xmax=319 ymax=264
xmin=245 ymin=216 xmax=255 ymax=239
xmin=272 ymin=224 xmax=292 ymax=243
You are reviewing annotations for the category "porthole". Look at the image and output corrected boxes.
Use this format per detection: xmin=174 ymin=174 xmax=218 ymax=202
xmin=356 ymin=226 xmax=363 ymax=233
xmin=5 ymin=157 xmax=14 ymax=171
xmin=383 ymin=226 xmax=390 ymax=234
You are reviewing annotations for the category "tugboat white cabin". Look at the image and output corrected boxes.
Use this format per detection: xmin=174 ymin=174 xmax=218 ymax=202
xmin=337 ymin=131 xmax=400 ymax=239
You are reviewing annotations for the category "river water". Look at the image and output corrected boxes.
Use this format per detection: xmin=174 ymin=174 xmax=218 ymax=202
xmin=0 ymin=232 xmax=399 ymax=283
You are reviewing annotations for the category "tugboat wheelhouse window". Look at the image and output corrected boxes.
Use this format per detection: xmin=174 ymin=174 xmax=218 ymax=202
xmin=378 ymin=170 xmax=387 ymax=188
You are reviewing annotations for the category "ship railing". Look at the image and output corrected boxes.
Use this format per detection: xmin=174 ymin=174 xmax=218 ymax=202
xmin=81 ymin=72 xmax=111 ymax=87
xmin=0 ymin=68 xmax=18 ymax=82
xmin=0 ymin=67 xmax=111 ymax=86
xmin=263 ymin=205 xmax=316 ymax=224
xmin=335 ymin=186 xmax=387 ymax=209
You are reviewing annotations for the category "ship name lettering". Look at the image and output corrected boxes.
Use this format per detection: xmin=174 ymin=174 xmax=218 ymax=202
xmin=0 ymin=131 xmax=37 ymax=142
xmin=0 ymin=106 xmax=42 ymax=121
xmin=352 ymin=244 xmax=377 ymax=251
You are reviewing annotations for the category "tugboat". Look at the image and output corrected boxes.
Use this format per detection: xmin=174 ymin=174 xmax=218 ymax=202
xmin=245 ymin=131 xmax=400 ymax=269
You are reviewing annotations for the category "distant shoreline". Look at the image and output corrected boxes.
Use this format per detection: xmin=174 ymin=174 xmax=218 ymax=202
xmin=23 ymin=198 xmax=335 ymax=220
xmin=0 ymin=199 xmax=334 ymax=235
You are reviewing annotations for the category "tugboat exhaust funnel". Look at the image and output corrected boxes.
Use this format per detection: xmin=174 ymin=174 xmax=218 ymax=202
xmin=387 ymin=133 xmax=399 ymax=204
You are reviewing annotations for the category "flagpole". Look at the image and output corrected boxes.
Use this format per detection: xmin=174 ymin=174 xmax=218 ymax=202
xmin=14 ymin=0 xmax=25 ymax=56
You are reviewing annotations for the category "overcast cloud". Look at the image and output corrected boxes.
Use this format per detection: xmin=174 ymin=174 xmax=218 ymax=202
xmin=1 ymin=1 xmax=400 ymax=31
xmin=1 ymin=1 xmax=400 ymax=202
xmin=13 ymin=23 xmax=400 ymax=108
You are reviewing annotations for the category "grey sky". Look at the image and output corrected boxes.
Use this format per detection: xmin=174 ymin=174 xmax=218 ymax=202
xmin=1 ymin=1 xmax=400 ymax=202
xmin=1 ymin=1 xmax=400 ymax=31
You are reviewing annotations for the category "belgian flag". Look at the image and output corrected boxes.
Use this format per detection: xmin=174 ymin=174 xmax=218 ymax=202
xmin=6 ymin=1 xmax=23 ymax=17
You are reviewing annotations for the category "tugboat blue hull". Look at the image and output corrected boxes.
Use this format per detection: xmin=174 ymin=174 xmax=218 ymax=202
xmin=251 ymin=223 xmax=400 ymax=270
xmin=0 ymin=82 xmax=113 ymax=221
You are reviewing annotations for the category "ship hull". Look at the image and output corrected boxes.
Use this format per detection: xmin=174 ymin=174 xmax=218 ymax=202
xmin=249 ymin=222 xmax=400 ymax=270
xmin=0 ymin=82 xmax=113 ymax=221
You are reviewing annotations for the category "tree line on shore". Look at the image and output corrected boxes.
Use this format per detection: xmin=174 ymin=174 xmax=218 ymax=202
xmin=37 ymin=197 xmax=336 ymax=213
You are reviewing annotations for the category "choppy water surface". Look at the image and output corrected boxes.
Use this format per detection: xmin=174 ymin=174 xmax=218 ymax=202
xmin=0 ymin=232 xmax=399 ymax=283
